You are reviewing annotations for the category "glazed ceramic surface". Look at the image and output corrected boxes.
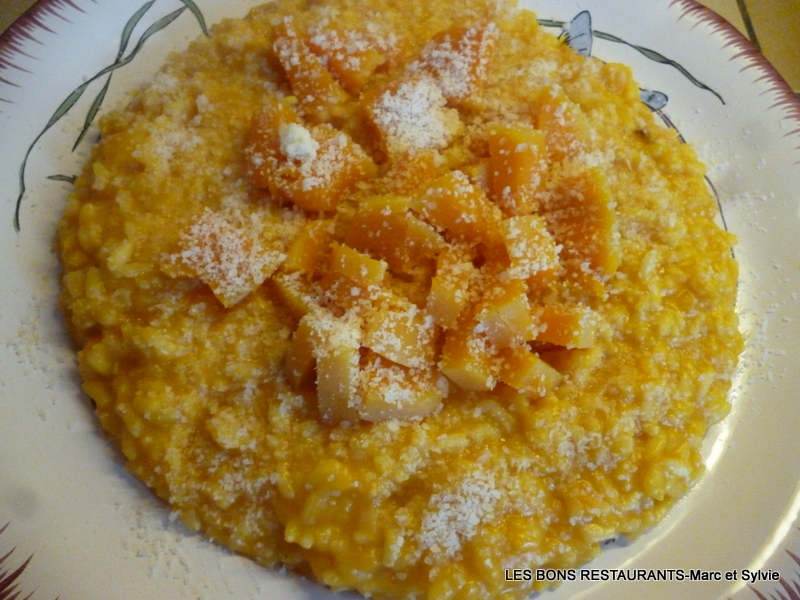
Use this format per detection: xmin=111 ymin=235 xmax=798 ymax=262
xmin=1 ymin=1 xmax=799 ymax=598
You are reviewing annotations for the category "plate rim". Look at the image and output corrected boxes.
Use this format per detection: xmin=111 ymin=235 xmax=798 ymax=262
xmin=1 ymin=2 xmax=799 ymax=600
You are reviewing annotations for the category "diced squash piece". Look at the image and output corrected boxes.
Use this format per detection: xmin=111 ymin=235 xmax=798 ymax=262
xmin=497 ymin=346 xmax=562 ymax=397
xmin=248 ymin=115 xmax=376 ymax=211
xmin=535 ymin=86 xmax=590 ymax=163
xmin=545 ymin=167 xmax=620 ymax=276
xmin=330 ymin=47 xmax=385 ymax=95
xmin=246 ymin=98 xmax=301 ymax=190
xmin=487 ymin=122 xmax=547 ymax=215
xmin=320 ymin=242 xmax=388 ymax=308
xmin=306 ymin=28 xmax=386 ymax=94
xmin=536 ymin=347 xmax=594 ymax=375
xmin=272 ymin=272 xmax=319 ymax=320
xmin=388 ymin=261 xmax=435 ymax=309
xmin=290 ymin=123 xmax=376 ymax=211
xmin=168 ymin=208 xmax=285 ymax=308
xmin=363 ymin=296 xmax=435 ymax=368
xmin=474 ymin=280 xmax=537 ymax=348
xmin=413 ymin=171 xmax=504 ymax=253
xmin=364 ymin=76 xmax=462 ymax=156
xmin=329 ymin=242 xmax=387 ymax=287
xmin=534 ymin=304 xmax=599 ymax=349
xmin=376 ymin=149 xmax=444 ymax=195
xmin=344 ymin=195 xmax=412 ymax=270
xmin=283 ymin=219 xmax=335 ymax=274
xmin=461 ymin=158 xmax=490 ymax=194
xmin=410 ymin=22 xmax=499 ymax=106
xmin=439 ymin=324 xmax=496 ymax=391
xmin=344 ymin=195 xmax=445 ymax=271
xmin=403 ymin=215 xmax=447 ymax=266
xmin=272 ymin=19 xmax=350 ymax=122
xmin=357 ymin=353 xmax=444 ymax=422
xmin=498 ymin=214 xmax=560 ymax=287
xmin=427 ymin=244 xmax=477 ymax=329
xmin=284 ymin=314 xmax=321 ymax=387
xmin=308 ymin=312 xmax=362 ymax=423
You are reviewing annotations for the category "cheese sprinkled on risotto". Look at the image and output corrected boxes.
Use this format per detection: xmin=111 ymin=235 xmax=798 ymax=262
xmin=57 ymin=0 xmax=741 ymax=597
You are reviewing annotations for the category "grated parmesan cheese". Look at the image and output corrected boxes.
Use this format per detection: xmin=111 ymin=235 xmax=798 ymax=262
xmin=370 ymin=77 xmax=462 ymax=154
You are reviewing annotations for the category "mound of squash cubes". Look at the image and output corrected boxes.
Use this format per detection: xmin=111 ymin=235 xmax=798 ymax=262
xmin=171 ymin=20 xmax=619 ymax=424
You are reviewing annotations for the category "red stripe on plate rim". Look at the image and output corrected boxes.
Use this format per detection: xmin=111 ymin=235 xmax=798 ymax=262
xmin=0 ymin=0 xmax=93 ymax=103
xmin=669 ymin=0 xmax=800 ymax=147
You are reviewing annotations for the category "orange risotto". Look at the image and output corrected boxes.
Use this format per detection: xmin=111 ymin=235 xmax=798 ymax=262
xmin=56 ymin=0 xmax=742 ymax=597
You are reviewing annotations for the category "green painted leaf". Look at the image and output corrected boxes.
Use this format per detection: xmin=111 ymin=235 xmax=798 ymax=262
xmin=73 ymin=75 xmax=112 ymax=151
xmin=133 ymin=6 xmax=188 ymax=50
xmin=538 ymin=18 xmax=724 ymax=105
xmin=118 ymin=0 xmax=156 ymax=59
xmin=44 ymin=82 xmax=91 ymax=131
xmin=48 ymin=174 xmax=78 ymax=183
xmin=57 ymin=6 xmax=187 ymax=102
xmin=15 ymin=134 xmax=42 ymax=231
xmin=177 ymin=0 xmax=208 ymax=36
xmin=14 ymin=2 xmax=193 ymax=231
xmin=589 ymin=30 xmax=724 ymax=104
xmin=72 ymin=7 xmax=187 ymax=86
xmin=536 ymin=18 xmax=565 ymax=29
xmin=590 ymin=30 xmax=624 ymax=44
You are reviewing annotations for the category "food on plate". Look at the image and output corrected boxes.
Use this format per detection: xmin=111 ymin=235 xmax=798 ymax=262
xmin=56 ymin=0 xmax=742 ymax=597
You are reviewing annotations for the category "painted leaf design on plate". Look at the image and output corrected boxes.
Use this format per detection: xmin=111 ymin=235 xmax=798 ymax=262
xmin=537 ymin=12 xmax=722 ymax=109
xmin=13 ymin=0 xmax=208 ymax=231
xmin=640 ymin=89 xmax=668 ymax=111
xmin=592 ymin=28 xmax=724 ymax=105
xmin=560 ymin=10 xmax=593 ymax=57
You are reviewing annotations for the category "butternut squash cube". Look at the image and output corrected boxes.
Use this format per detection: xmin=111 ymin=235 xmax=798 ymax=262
xmin=535 ymin=86 xmax=590 ymax=163
xmin=487 ymin=122 xmax=547 ymax=215
xmin=309 ymin=312 xmax=362 ymax=423
xmin=376 ymin=149 xmax=443 ymax=195
xmin=246 ymin=98 xmax=301 ymax=191
xmin=170 ymin=208 xmax=284 ymax=308
xmin=246 ymin=99 xmax=377 ymax=211
xmin=344 ymin=195 xmax=445 ymax=272
xmin=439 ymin=324 xmax=496 ymax=391
xmin=403 ymin=215 xmax=447 ymax=266
xmin=363 ymin=296 xmax=435 ymax=369
xmin=545 ymin=167 xmax=620 ymax=276
xmin=427 ymin=244 xmax=477 ymax=329
xmin=365 ymin=76 xmax=462 ymax=155
xmin=320 ymin=242 xmax=388 ymax=308
xmin=284 ymin=313 xmax=322 ymax=387
xmin=283 ymin=219 xmax=335 ymax=274
xmin=344 ymin=195 xmax=412 ymax=270
xmin=498 ymin=214 xmax=560 ymax=287
xmin=272 ymin=19 xmax=350 ymax=122
xmin=387 ymin=260 xmax=436 ymax=310
xmin=272 ymin=272 xmax=319 ymax=320
xmin=534 ymin=304 xmax=599 ymax=349
xmin=461 ymin=159 xmax=490 ymax=194
xmin=410 ymin=22 xmax=499 ymax=106
xmin=329 ymin=242 xmax=387 ymax=287
xmin=475 ymin=280 xmax=537 ymax=348
xmin=356 ymin=353 xmax=444 ymax=422
xmin=306 ymin=28 xmax=386 ymax=95
xmin=497 ymin=346 xmax=562 ymax=397
xmin=291 ymin=124 xmax=377 ymax=211
xmin=413 ymin=171 xmax=504 ymax=252
xmin=248 ymin=108 xmax=376 ymax=211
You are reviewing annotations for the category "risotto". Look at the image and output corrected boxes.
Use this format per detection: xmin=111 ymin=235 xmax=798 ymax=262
xmin=56 ymin=0 xmax=742 ymax=597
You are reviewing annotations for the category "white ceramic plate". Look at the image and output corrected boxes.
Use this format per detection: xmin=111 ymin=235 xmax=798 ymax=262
xmin=1 ymin=1 xmax=799 ymax=598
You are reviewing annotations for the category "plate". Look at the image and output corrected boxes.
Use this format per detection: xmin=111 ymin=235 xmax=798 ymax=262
xmin=1 ymin=1 xmax=799 ymax=598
